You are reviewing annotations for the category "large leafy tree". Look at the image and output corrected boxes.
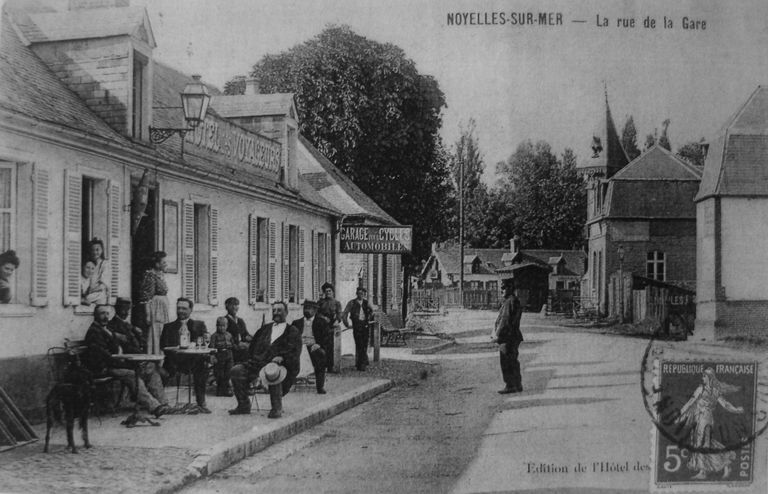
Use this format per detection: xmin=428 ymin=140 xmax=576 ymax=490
xmin=495 ymin=141 xmax=586 ymax=249
xmin=226 ymin=26 xmax=452 ymax=266
xmin=620 ymin=115 xmax=641 ymax=161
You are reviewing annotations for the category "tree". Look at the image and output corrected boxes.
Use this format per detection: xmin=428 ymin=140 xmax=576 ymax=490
xmin=620 ymin=116 xmax=641 ymax=161
xmin=645 ymin=130 xmax=657 ymax=150
xmin=448 ymin=119 xmax=494 ymax=247
xmin=658 ymin=119 xmax=671 ymax=151
xmin=677 ymin=139 xmax=707 ymax=168
xmin=495 ymin=141 xmax=586 ymax=249
xmin=226 ymin=26 xmax=453 ymax=266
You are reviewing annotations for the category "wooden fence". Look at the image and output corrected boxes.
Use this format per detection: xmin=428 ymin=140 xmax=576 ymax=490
xmin=410 ymin=287 xmax=500 ymax=311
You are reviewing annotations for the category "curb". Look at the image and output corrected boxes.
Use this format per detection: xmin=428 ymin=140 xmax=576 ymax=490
xmin=412 ymin=340 xmax=455 ymax=355
xmin=157 ymin=379 xmax=393 ymax=494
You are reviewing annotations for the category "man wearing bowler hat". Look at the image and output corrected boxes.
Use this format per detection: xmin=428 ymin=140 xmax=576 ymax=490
xmin=492 ymin=278 xmax=524 ymax=394
xmin=292 ymin=300 xmax=329 ymax=394
xmin=229 ymin=301 xmax=302 ymax=418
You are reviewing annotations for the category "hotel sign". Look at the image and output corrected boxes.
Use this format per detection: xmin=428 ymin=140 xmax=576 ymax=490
xmin=185 ymin=115 xmax=282 ymax=175
xmin=340 ymin=225 xmax=412 ymax=254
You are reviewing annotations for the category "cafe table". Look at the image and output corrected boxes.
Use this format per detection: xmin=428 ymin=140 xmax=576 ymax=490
xmin=110 ymin=353 xmax=165 ymax=428
xmin=162 ymin=346 xmax=216 ymax=404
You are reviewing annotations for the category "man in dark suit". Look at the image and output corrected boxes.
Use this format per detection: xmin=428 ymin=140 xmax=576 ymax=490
xmin=160 ymin=298 xmax=210 ymax=413
xmin=342 ymin=287 xmax=375 ymax=371
xmin=292 ymin=300 xmax=328 ymax=394
xmin=84 ymin=304 xmax=167 ymax=417
xmin=224 ymin=297 xmax=251 ymax=363
xmin=229 ymin=301 xmax=302 ymax=418
xmin=108 ymin=297 xmax=146 ymax=354
xmin=492 ymin=278 xmax=524 ymax=394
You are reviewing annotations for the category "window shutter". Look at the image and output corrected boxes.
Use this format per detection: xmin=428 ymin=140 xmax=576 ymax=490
xmin=325 ymin=232 xmax=332 ymax=286
xmin=208 ymin=206 xmax=219 ymax=306
xmin=268 ymin=219 xmax=277 ymax=301
xmin=181 ymin=200 xmax=195 ymax=300
xmin=282 ymin=222 xmax=289 ymax=302
xmin=248 ymin=214 xmax=259 ymax=305
xmin=107 ymin=180 xmax=120 ymax=304
xmin=31 ymin=165 xmax=49 ymax=306
xmin=63 ymin=170 xmax=81 ymax=306
xmin=312 ymin=230 xmax=319 ymax=300
xmin=298 ymin=226 xmax=305 ymax=302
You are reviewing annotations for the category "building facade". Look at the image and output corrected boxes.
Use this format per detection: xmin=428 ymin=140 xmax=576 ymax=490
xmin=0 ymin=2 xmax=395 ymax=419
xmin=695 ymin=86 xmax=768 ymax=340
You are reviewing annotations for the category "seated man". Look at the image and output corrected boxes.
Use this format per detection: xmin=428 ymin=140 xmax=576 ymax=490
xmin=224 ymin=297 xmax=251 ymax=363
xmin=108 ymin=297 xmax=146 ymax=354
xmin=291 ymin=300 xmax=328 ymax=394
xmin=160 ymin=298 xmax=210 ymax=413
xmin=83 ymin=304 xmax=168 ymax=418
xmin=229 ymin=301 xmax=301 ymax=418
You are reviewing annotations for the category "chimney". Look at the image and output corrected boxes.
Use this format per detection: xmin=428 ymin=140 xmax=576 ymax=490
xmin=245 ymin=78 xmax=260 ymax=95
xmin=510 ymin=236 xmax=520 ymax=253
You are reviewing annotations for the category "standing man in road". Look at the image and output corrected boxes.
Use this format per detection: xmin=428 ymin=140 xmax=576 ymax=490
xmin=492 ymin=278 xmax=524 ymax=394
xmin=342 ymin=287 xmax=374 ymax=371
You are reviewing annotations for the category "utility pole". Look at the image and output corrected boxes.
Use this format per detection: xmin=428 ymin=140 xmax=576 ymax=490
xmin=459 ymin=154 xmax=464 ymax=308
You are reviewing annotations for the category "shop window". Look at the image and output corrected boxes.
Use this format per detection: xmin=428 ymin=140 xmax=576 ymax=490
xmin=647 ymin=251 xmax=665 ymax=281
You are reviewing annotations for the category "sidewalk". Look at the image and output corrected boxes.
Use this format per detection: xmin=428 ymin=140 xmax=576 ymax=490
xmin=0 ymin=357 xmax=392 ymax=494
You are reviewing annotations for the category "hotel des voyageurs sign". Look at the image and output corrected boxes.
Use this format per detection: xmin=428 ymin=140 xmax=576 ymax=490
xmin=184 ymin=115 xmax=282 ymax=178
xmin=340 ymin=225 xmax=413 ymax=254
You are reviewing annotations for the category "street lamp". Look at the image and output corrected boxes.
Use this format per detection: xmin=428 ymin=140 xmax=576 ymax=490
xmin=617 ymin=245 xmax=625 ymax=323
xmin=149 ymin=75 xmax=211 ymax=155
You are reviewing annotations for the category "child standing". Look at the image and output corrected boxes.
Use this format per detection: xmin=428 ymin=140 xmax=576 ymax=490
xmin=210 ymin=316 xmax=235 ymax=396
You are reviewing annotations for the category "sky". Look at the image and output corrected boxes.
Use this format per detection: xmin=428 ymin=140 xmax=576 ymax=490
xmin=135 ymin=0 xmax=768 ymax=185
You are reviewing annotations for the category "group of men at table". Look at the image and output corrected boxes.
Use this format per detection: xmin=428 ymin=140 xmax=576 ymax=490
xmin=82 ymin=282 xmax=375 ymax=419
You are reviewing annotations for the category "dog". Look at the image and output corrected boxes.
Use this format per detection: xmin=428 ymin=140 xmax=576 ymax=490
xmin=44 ymin=356 xmax=93 ymax=454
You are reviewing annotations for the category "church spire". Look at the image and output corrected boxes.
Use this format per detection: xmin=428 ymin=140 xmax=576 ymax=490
xmin=578 ymin=84 xmax=630 ymax=179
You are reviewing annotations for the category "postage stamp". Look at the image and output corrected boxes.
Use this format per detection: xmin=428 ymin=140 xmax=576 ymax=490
xmin=649 ymin=360 xmax=758 ymax=490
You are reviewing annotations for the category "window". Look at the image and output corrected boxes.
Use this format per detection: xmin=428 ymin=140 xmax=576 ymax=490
xmin=132 ymin=51 xmax=148 ymax=139
xmin=284 ymin=225 xmax=305 ymax=303
xmin=470 ymin=281 xmax=481 ymax=290
xmin=181 ymin=201 xmax=218 ymax=305
xmin=248 ymin=216 xmax=268 ymax=304
xmin=556 ymin=280 xmax=565 ymax=290
xmin=647 ymin=251 xmax=665 ymax=281
xmin=487 ymin=280 xmax=497 ymax=292
xmin=81 ymin=177 xmax=108 ymax=248
xmin=0 ymin=164 xmax=15 ymax=252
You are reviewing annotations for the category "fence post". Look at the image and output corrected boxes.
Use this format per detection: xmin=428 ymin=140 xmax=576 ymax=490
xmin=372 ymin=321 xmax=380 ymax=362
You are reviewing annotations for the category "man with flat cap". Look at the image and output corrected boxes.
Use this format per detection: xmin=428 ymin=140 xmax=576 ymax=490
xmin=316 ymin=282 xmax=342 ymax=372
xmin=492 ymin=278 xmax=524 ymax=394
xmin=292 ymin=300 xmax=329 ymax=394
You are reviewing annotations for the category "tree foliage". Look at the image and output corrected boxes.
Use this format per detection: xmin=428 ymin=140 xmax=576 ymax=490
xmin=658 ymin=119 xmax=672 ymax=151
xmin=677 ymin=140 xmax=707 ymax=168
xmin=493 ymin=141 xmax=586 ymax=250
xmin=620 ymin=115 xmax=641 ymax=161
xmin=226 ymin=26 xmax=453 ymax=267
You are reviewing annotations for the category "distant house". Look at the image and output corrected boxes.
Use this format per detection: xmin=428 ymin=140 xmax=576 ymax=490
xmin=695 ymin=86 xmax=768 ymax=340
xmin=579 ymin=91 xmax=700 ymax=315
xmin=420 ymin=239 xmax=585 ymax=311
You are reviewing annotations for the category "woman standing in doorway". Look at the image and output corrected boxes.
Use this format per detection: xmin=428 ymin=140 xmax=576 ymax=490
xmin=139 ymin=251 xmax=169 ymax=355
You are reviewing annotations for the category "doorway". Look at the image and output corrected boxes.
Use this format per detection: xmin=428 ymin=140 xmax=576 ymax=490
xmin=130 ymin=184 xmax=157 ymax=327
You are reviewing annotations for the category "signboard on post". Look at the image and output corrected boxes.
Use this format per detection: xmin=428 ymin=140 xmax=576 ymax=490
xmin=340 ymin=225 xmax=412 ymax=254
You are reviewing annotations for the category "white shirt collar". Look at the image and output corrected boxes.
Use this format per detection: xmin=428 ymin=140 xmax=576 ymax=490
xmin=270 ymin=322 xmax=287 ymax=344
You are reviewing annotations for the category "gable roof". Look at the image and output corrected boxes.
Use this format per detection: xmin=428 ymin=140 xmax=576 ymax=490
xmin=612 ymin=145 xmax=702 ymax=181
xmin=0 ymin=13 xmax=125 ymax=141
xmin=9 ymin=6 xmax=155 ymax=47
xmin=696 ymin=86 xmax=768 ymax=200
xmin=297 ymin=135 xmax=398 ymax=224
xmin=426 ymin=245 xmax=585 ymax=278
xmin=211 ymin=93 xmax=297 ymax=119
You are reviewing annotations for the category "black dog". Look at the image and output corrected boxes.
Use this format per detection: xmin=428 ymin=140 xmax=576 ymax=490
xmin=44 ymin=358 xmax=92 ymax=453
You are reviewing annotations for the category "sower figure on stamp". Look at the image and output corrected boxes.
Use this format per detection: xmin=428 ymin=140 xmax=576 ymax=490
xmin=229 ymin=301 xmax=301 ymax=418
xmin=292 ymin=300 xmax=328 ymax=394
xmin=342 ymin=286 xmax=374 ymax=371
xmin=492 ymin=278 xmax=524 ymax=394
